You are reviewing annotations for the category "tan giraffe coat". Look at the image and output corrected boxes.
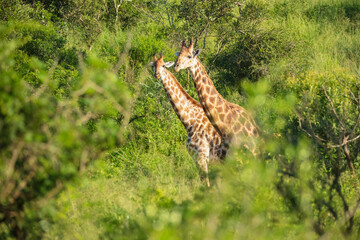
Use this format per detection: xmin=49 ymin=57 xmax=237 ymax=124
xmin=174 ymin=40 xmax=259 ymax=155
xmin=151 ymin=55 xmax=226 ymax=186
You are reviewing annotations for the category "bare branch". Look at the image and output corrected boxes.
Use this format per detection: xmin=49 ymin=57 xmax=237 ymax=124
xmin=6 ymin=141 xmax=25 ymax=178
xmin=350 ymin=90 xmax=360 ymax=136
xmin=322 ymin=85 xmax=346 ymax=130
xmin=297 ymin=114 xmax=327 ymax=145
xmin=335 ymin=75 xmax=359 ymax=104
xmin=328 ymin=134 xmax=360 ymax=148
xmin=9 ymin=157 xmax=38 ymax=205
xmin=129 ymin=115 xmax=146 ymax=124
xmin=345 ymin=197 xmax=360 ymax=233
xmin=343 ymin=142 xmax=355 ymax=173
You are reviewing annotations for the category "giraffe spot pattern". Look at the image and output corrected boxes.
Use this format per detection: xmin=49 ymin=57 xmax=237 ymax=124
xmin=155 ymin=56 xmax=225 ymax=186
xmin=225 ymin=113 xmax=232 ymax=124
xmin=209 ymin=97 xmax=215 ymax=104
xmin=233 ymin=122 xmax=241 ymax=132
xmin=202 ymin=77 xmax=207 ymax=84
xmin=217 ymin=106 xmax=224 ymax=113
xmin=216 ymin=96 xmax=222 ymax=105
xmin=206 ymin=86 xmax=210 ymax=94
xmin=173 ymin=48 xmax=261 ymax=182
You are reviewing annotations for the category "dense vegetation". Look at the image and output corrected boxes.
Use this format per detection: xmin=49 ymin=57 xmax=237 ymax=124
xmin=0 ymin=0 xmax=359 ymax=239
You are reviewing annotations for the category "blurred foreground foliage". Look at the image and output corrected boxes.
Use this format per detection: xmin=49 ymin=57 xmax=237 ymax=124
xmin=0 ymin=24 xmax=130 ymax=238
xmin=0 ymin=0 xmax=360 ymax=239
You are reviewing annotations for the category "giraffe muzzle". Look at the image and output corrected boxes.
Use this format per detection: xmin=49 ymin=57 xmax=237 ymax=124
xmin=174 ymin=64 xmax=180 ymax=72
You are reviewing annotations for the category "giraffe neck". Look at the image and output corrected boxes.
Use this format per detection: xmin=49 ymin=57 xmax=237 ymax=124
xmin=189 ymin=59 xmax=230 ymax=136
xmin=160 ymin=69 xmax=200 ymax=130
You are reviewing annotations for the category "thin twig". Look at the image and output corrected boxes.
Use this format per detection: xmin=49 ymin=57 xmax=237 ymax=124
xmin=329 ymin=135 xmax=360 ymax=148
xmin=322 ymin=85 xmax=346 ymax=130
xmin=297 ymin=116 xmax=326 ymax=144
xmin=6 ymin=141 xmax=25 ymax=178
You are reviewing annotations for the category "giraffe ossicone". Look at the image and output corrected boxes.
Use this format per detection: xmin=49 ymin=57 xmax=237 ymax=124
xmin=151 ymin=54 xmax=227 ymax=187
xmin=174 ymin=39 xmax=259 ymax=156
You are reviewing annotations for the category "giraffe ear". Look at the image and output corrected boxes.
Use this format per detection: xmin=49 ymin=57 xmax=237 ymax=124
xmin=193 ymin=49 xmax=201 ymax=57
xmin=164 ymin=61 xmax=175 ymax=68
xmin=174 ymin=52 xmax=180 ymax=57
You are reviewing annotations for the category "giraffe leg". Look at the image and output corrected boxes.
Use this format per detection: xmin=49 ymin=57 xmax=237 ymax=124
xmin=187 ymin=140 xmax=211 ymax=187
xmin=246 ymin=137 xmax=258 ymax=158
xmin=197 ymin=150 xmax=210 ymax=187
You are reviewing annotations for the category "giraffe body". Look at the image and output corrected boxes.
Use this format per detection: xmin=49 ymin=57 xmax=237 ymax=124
xmin=151 ymin=55 xmax=226 ymax=186
xmin=174 ymin=39 xmax=259 ymax=155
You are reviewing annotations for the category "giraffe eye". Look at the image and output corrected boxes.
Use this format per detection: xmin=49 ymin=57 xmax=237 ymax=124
xmin=188 ymin=55 xmax=192 ymax=59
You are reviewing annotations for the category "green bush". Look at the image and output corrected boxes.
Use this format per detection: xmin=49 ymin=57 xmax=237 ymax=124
xmin=285 ymin=69 xmax=360 ymax=172
xmin=0 ymin=25 xmax=130 ymax=238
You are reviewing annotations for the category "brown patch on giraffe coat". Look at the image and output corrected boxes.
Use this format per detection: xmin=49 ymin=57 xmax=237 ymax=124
xmin=211 ymin=113 xmax=219 ymax=123
xmin=216 ymin=96 xmax=222 ymax=105
xmin=202 ymin=77 xmax=207 ymax=84
xmin=245 ymin=121 xmax=251 ymax=131
xmin=230 ymin=111 xmax=237 ymax=121
xmin=206 ymin=86 xmax=210 ymax=94
xmin=210 ymin=88 xmax=217 ymax=95
xmin=217 ymin=122 xmax=225 ymax=132
xmin=209 ymin=97 xmax=215 ymax=104
xmin=201 ymin=117 xmax=207 ymax=124
xmin=189 ymin=119 xmax=195 ymax=126
xmin=217 ymin=105 xmax=224 ymax=113
xmin=219 ymin=113 xmax=226 ymax=121
xmin=194 ymin=69 xmax=199 ymax=77
xmin=177 ymin=105 xmax=183 ymax=112
xmin=225 ymin=113 xmax=232 ymax=124
xmin=233 ymin=122 xmax=241 ymax=132
xmin=224 ymin=104 xmax=230 ymax=112
xmin=239 ymin=117 xmax=246 ymax=125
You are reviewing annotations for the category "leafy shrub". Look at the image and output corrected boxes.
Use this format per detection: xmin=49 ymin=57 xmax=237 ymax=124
xmin=0 ymin=26 xmax=130 ymax=238
xmin=285 ymin=69 xmax=360 ymax=172
xmin=214 ymin=0 xmax=298 ymax=86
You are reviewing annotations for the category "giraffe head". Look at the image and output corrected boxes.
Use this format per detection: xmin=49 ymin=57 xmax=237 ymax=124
xmin=150 ymin=55 xmax=175 ymax=79
xmin=174 ymin=38 xmax=201 ymax=72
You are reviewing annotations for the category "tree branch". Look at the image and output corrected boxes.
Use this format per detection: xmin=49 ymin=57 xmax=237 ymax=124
xmin=322 ymin=85 xmax=345 ymax=130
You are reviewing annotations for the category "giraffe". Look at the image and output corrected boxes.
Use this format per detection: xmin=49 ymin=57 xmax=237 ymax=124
xmin=150 ymin=55 xmax=227 ymax=186
xmin=173 ymin=38 xmax=259 ymax=156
